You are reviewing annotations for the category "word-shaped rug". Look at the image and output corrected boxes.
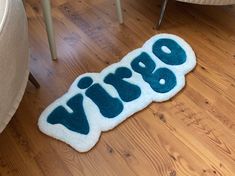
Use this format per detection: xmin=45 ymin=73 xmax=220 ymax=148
xmin=38 ymin=34 xmax=196 ymax=152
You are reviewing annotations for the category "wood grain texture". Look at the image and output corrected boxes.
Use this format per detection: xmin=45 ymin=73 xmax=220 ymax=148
xmin=0 ymin=0 xmax=235 ymax=175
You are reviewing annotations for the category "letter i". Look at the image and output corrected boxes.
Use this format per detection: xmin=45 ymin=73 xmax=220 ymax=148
xmin=77 ymin=76 xmax=124 ymax=118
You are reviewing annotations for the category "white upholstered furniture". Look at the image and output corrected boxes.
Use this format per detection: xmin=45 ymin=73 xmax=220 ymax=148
xmin=177 ymin=0 xmax=235 ymax=5
xmin=157 ymin=0 xmax=235 ymax=28
xmin=41 ymin=0 xmax=123 ymax=60
xmin=0 ymin=0 xmax=29 ymax=133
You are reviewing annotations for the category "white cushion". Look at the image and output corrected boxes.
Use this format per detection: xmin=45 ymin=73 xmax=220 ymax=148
xmin=0 ymin=0 xmax=29 ymax=132
xmin=0 ymin=0 xmax=7 ymax=27
xmin=176 ymin=0 xmax=235 ymax=5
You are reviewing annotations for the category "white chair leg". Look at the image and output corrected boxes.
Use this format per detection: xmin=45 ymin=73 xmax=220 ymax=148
xmin=115 ymin=0 xmax=123 ymax=24
xmin=41 ymin=0 xmax=57 ymax=60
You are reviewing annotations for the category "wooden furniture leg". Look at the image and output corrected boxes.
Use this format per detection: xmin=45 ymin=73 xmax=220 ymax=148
xmin=41 ymin=0 xmax=57 ymax=60
xmin=116 ymin=0 xmax=124 ymax=24
xmin=41 ymin=0 xmax=122 ymax=61
xmin=29 ymin=72 xmax=40 ymax=88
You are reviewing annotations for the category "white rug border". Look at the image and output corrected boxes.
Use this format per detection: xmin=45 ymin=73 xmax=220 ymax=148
xmin=38 ymin=33 xmax=196 ymax=152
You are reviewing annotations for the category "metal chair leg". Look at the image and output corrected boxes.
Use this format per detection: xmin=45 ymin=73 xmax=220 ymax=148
xmin=41 ymin=0 xmax=57 ymax=60
xmin=29 ymin=72 xmax=40 ymax=88
xmin=116 ymin=0 xmax=123 ymax=24
xmin=156 ymin=0 xmax=169 ymax=29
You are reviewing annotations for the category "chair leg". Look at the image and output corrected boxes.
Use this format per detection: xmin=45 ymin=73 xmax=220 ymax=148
xmin=156 ymin=0 xmax=169 ymax=29
xmin=115 ymin=0 xmax=123 ymax=24
xmin=41 ymin=0 xmax=57 ymax=60
xmin=29 ymin=72 xmax=40 ymax=88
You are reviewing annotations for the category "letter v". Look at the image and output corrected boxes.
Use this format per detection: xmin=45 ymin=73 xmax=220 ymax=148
xmin=47 ymin=94 xmax=90 ymax=135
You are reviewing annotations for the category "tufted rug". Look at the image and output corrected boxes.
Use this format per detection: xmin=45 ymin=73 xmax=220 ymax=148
xmin=38 ymin=34 xmax=196 ymax=152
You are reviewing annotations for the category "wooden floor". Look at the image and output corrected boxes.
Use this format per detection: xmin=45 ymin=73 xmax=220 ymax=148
xmin=1 ymin=0 xmax=235 ymax=175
